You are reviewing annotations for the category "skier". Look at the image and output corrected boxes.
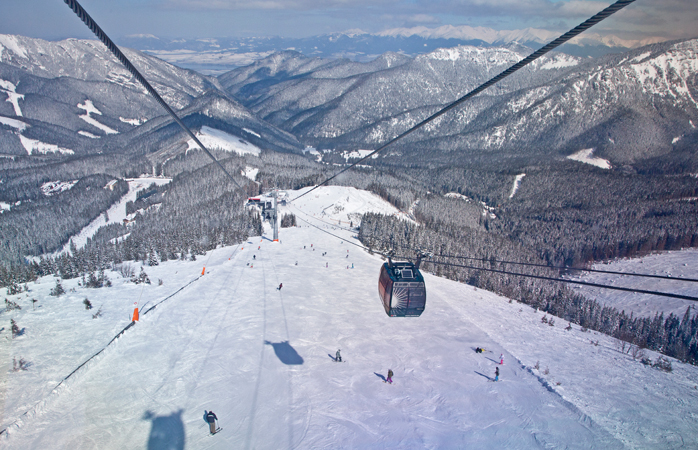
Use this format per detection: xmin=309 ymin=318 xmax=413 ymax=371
xmin=336 ymin=349 xmax=342 ymax=362
xmin=494 ymin=367 xmax=499 ymax=382
xmin=253 ymin=255 xmax=256 ymax=260
xmin=475 ymin=347 xmax=483 ymax=353
xmin=499 ymin=354 xmax=504 ymax=365
xmin=278 ymin=283 xmax=283 ymax=290
xmin=206 ymin=410 xmax=218 ymax=434
xmin=387 ymin=369 xmax=394 ymax=384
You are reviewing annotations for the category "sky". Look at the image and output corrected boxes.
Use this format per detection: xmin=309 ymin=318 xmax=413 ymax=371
xmin=1 ymin=0 xmax=697 ymax=43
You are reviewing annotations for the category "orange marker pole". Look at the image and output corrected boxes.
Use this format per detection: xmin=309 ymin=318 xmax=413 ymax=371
xmin=132 ymin=306 xmax=139 ymax=322
xmin=201 ymin=267 xmax=206 ymax=276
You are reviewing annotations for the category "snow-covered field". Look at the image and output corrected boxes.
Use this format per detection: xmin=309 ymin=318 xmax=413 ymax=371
xmin=2 ymin=186 xmax=697 ymax=449
xmin=568 ymin=248 xmax=698 ymax=318
xmin=567 ymin=148 xmax=612 ymax=169
xmin=187 ymin=126 xmax=261 ymax=156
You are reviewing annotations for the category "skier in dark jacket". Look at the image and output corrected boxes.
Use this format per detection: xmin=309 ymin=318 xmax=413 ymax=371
xmin=206 ymin=410 xmax=218 ymax=434
xmin=387 ymin=369 xmax=394 ymax=384
xmin=336 ymin=349 xmax=342 ymax=362
xmin=278 ymin=283 xmax=283 ymax=290
xmin=494 ymin=367 xmax=499 ymax=382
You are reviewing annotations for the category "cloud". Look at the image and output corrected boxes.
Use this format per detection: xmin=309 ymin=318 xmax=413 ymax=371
xmin=162 ymin=0 xmax=392 ymax=10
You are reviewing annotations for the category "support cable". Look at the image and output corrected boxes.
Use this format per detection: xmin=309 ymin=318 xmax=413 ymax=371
xmin=291 ymin=0 xmax=636 ymax=203
xmin=362 ymin=232 xmax=698 ymax=284
xmin=414 ymin=258 xmax=698 ymax=302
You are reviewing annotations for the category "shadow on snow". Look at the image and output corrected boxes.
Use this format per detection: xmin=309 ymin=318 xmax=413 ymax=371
xmin=264 ymin=340 xmax=304 ymax=365
xmin=143 ymin=409 xmax=185 ymax=450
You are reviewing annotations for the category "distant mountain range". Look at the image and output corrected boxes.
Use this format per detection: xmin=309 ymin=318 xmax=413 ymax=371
xmin=119 ymin=26 xmax=666 ymax=75
xmin=0 ymin=34 xmax=302 ymax=163
xmin=220 ymin=39 xmax=698 ymax=171
xmin=1 ymin=33 xmax=697 ymax=174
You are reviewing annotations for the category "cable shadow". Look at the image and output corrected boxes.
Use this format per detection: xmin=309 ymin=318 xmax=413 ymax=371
xmin=143 ymin=409 xmax=185 ymax=450
xmin=264 ymin=340 xmax=304 ymax=365
xmin=474 ymin=371 xmax=492 ymax=381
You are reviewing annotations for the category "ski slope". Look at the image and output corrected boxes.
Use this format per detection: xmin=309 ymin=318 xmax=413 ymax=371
xmin=2 ymin=186 xmax=698 ymax=449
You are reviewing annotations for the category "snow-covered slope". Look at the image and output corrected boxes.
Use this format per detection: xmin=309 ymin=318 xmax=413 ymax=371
xmin=2 ymin=187 xmax=697 ymax=449
xmin=568 ymin=248 xmax=698 ymax=318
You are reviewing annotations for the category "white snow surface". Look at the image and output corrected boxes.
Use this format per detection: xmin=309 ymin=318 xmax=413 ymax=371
xmin=0 ymin=35 xmax=28 ymax=60
xmin=567 ymin=148 xmax=612 ymax=169
xmin=78 ymin=100 xmax=118 ymax=135
xmin=119 ymin=117 xmax=144 ymax=126
xmin=243 ymin=128 xmax=261 ymax=138
xmin=187 ymin=126 xmax=261 ymax=156
xmin=78 ymin=130 xmax=99 ymax=139
xmin=40 ymin=180 xmax=78 ymax=197
xmin=509 ymin=173 xmax=526 ymax=198
xmin=0 ymin=202 xmax=11 ymax=213
xmin=18 ymin=135 xmax=73 ymax=156
xmin=2 ymin=186 xmax=698 ymax=449
xmin=567 ymin=248 xmax=698 ymax=318
xmin=241 ymin=166 xmax=259 ymax=182
xmin=0 ymin=80 xmax=23 ymax=116
xmin=340 ymin=149 xmax=377 ymax=162
xmin=0 ymin=115 xmax=27 ymax=131
xmin=285 ymin=185 xmax=412 ymax=225
xmin=54 ymin=177 xmax=171 ymax=255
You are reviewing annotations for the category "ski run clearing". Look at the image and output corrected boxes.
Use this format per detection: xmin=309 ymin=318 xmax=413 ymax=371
xmin=2 ymin=186 xmax=697 ymax=449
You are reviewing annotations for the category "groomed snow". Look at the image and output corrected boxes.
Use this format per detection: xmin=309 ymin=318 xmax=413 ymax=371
xmin=0 ymin=80 xmax=23 ymax=116
xmin=78 ymin=130 xmax=99 ymax=139
xmin=119 ymin=117 xmax=144 ymax=126
xmin=53 ymin=176 xmax=172 ymax=255
xmin=567 ymin=148 xmax=611 ymax=169
xmin=0 ymin=116 xmax=27 ymax=131
xmin=187 ymin=126 xmax=261 ymax=156
xmin=19 ymin=135 xmax=73 ymax=156
xmin=567 ymin=248 xmax=698 ymax=318
xmin=78 ymin=100 xmax=118 ymax=135
xmin=509 ymin=173 xmax=525 ymax=198
xmin=2 ymin=186 xmax=697 ymax=449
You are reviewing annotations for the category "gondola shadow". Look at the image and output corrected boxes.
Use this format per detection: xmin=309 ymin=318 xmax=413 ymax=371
xmin=143 ymin=409 xmax=185 ymax=450
xmin=264 ymin=340 xmax=304 ymax=365
xmin=374 ymin=372 xmax=387 ymax=382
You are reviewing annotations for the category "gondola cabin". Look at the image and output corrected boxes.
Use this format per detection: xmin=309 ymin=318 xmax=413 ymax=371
xmin=378 ymin=260 xmax=426 ymax=317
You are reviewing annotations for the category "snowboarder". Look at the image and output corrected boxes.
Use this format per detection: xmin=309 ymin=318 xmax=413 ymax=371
xmin=387 ymin=369 xmax=394 ymax=384
xmin=206 ymin=410 xmax=218 ymax=434
xmin=494 ymin=367 xmax=499 ymax=382
xmin=278 ymin=283 xmax=283 ymax=290
xmin=336 ymin=349 xmax=342 ymax=362
xmin=499 ymin=354 xmax=504 ymax=365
